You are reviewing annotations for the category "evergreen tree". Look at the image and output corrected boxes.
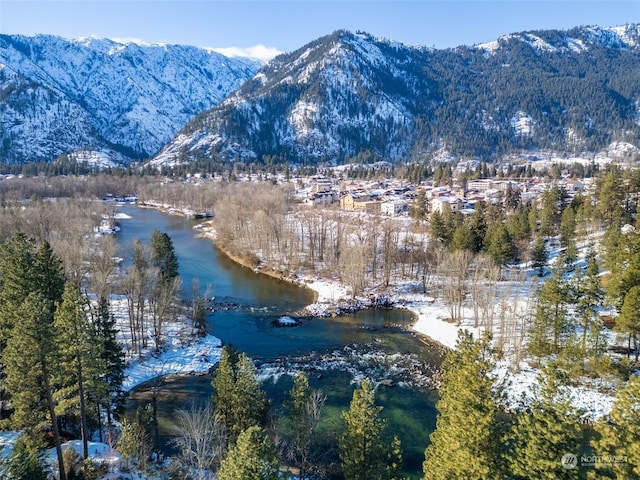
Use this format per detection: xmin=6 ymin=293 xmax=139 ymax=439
xmin=149 ymin=230 xmax=181 ymax=351
xmin=429 ymin=211 xmax=451 ymax=246
xmin=118 ymin=413 xmax=153 ymax=472
xmin=53 ymin=283 xmax=93 ymax=459
xmin=600 ymin=224 xmax=626 ymax=279
xmin=607 ymin=239 xmax=640 ymax=310
xmin=211 ymin=346 xmax=238 ymax=441
xmin=0 ymin=235 xmax=64 ymax=347
xmin=507 ymin=364 xmax=581 ymax=479
xmin=572 ymin=248 xmax=606 ymax=360
xmin=469 ymin=202 xmax=488 ymax=253
xmin=217 ymin=426 xmax=280 ymax=480
xmin=539 ymin=185 xmax=566 ymax=236
xmin=450 ymin=224 xmax=475 ymax=252
xmin=89 ymin=296 xmax=126 ymax=429
xmin=530 ymin=235 xmax=548 ymax=276
xmin=34 ymin=240 xmax=66 ymax=305
xmin=615 ymin=286 xmax=640 ymax=361
xmin=484 ymin=222 xmax=515 ymax=266
xmin=149 ymin=229 xmax=179 ymax=286
xmin=590 ymin=376 xmax=640 ymax=479
xmin=528 ymin=266 xmax=570 ymax=358
xmin=410 ymin=189 xmax=428 ymax=222
xmin=3 ymin=292 xmax=66 ymax=480
xmin=504 ymin=184 xmax=522 ymax=211
xmin=422 ymin=331 xmax=504 ymax=480
xmin=559 ymin=206 xmax=577 ymax=249
xmin=595 ymin=166 xmax=625 ymax=227
xmin=6 ymin=432 xmax=48 ymax=480
xmin=339 ymin=380 xmax=402 ymax=480
xmin=282 ymin=372 xmax=326 ymax=480
xmin=211 ymin=347 xmax=268 ymax=446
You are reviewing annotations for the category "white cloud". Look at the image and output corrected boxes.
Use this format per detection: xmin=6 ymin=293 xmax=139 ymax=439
xmin=211 ymin=44 xmax=282 ymax=62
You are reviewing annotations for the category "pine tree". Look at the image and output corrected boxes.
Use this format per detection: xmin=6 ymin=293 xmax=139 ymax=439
xmin=149 ymin=229 xmax=179 ymax=286
xmin=3 ymin=292 xmax=66 ymax=480
xmin=53 ymin=283 xmax=93 ymax=459
xmin=231 ymin=353 xmax=269 ymax=437
xmin=507 ymin=364 xmax=581 ymax=479
xmin=0 ymin=235 xmax=64 ymax=347
xmin=422 ymin=330 xmax=504 ymax=480
xmin=615 ymin=286 xmax=640 ymax=360
xmin=217 ymin=426 xmax=280 ymax=480
xmin=211 ymin=347 xmax=268 ymax=446
xmin=34 ymin=240 xmax=66 ymax=305
xmin=590 ymin=376 xmax=640 ymax=479
xmin=595 ymin=166 xmax=625 ymax=227
xmin=339 ymin=380 xmax=402 ymax=480
xmin=6 ymin=432 xmax=49 ymax=480
xmin=572 ymin=248 xmax=606 ymax=360
xmin=211 ymin=346 xmax=238 ymax=443
xmin=430 ymin=211 xmax=451 ymax=246
xmin=450 ymin=224 xmax=475 ymax=252
xmin=282 ymin=372 xmax=326 ymax=479
xmin=469 ymin=202 xmax=488 ymax=253
xmin=149 ymin=230 xmax=181 ymax=351
xmin=89 ymin=296 xmax=126 ymax=429
xmin=118 ymin=413 xmax=153 ymax=472
xmin=539 ymin=185 xmax=567 ymax=236
xmin=528 ymin=266 xmax=570 ymax=358
xmin=484 ymin=222 xmax=514 ymax=266
xmin=559 ymin=206 xmax=577 ymax=249
xmin=530 ymin=235 xmax=548 ymax=276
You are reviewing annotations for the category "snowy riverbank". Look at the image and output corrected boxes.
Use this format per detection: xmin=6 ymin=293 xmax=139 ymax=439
xmin=107 ymin=295 xmax=223 ymax=392
xmin=302 ymin=272 xmax=618 ymax=421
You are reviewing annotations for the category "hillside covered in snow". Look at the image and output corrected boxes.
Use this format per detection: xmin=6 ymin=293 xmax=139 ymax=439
xmin=153 ymin=24 xmax=640 ymax=167
xmin=0 ymin=34 xmax=262 ymax=164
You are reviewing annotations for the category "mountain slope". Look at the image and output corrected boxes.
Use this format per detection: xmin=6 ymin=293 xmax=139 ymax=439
xmin=0 ymin=34 xmax=261 ymax=163
xmin=153 ymin=25 xmax=640 ymax=167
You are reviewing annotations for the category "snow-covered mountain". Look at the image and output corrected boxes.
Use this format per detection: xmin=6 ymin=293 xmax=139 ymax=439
xmin=0 ymin=34 xmax=262 ymax=163
xmin=152 ymin=25 xmax=640 ymax=167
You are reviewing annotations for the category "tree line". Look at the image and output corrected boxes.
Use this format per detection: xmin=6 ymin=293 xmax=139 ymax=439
xmin=0 ymin=234 xmax=125 ymax=480
xmin=424 ymin=330 xmax=640 ymax=479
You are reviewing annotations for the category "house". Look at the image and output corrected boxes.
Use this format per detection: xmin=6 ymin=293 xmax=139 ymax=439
xmin=305 ymin=192 xmax=337 ymax=206
xmin=340 ymin=193 xmax=371 ymax=210
xmin=311 ymin=176 xmax=333 ymax=194
xmin=354 ymin=200 xmax=382 ymax=214
xmin=430 ymin=195 xmax=465 ymax=215
xmin=381 ymin=200 xmax=408 ymax=216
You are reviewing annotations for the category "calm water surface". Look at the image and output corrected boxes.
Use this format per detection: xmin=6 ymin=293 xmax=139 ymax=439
xmin=116 ymin=204 xmax=443 ymax=477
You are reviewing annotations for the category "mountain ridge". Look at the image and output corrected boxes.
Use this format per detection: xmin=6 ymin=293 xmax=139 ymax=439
xmin=0 ymin=34 xmax=262 ymax=164
xmin=1 ymin=25 xmax=639 ymax=168
xmin=152 ymin=24 xmax=640 ymax=168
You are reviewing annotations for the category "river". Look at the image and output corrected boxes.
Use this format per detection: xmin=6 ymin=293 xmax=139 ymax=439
xmin=116 ymin=204 xmax=444 ymax=478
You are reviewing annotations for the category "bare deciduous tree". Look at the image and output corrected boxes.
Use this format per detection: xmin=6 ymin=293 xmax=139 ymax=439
xmin=172 ymin=402 xmax=226 ymax=480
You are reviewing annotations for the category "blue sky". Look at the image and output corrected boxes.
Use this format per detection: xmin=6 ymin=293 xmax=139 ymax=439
xmin=1 ymin=1 xmax=639 ymax=60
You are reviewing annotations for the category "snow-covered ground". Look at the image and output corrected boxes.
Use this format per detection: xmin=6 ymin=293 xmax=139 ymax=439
xmin=301 ymin=246 xmax=619 ymax=422
xmin=107 ymin=295 xmax=223 ymax=391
